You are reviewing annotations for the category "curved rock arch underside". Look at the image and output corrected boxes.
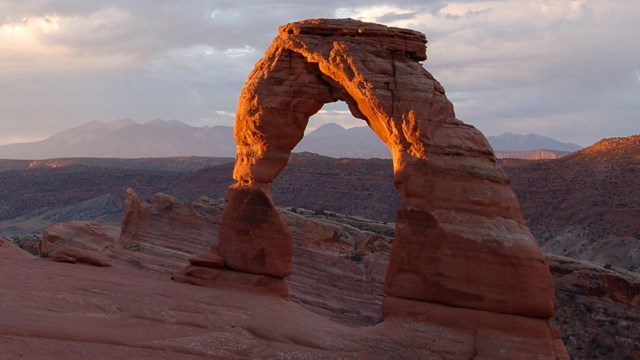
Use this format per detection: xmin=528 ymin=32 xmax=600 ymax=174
xmin=204 ymin=19 xmax=567 ymax=358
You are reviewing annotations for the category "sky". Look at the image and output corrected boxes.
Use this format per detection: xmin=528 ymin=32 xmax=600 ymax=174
xmin=0 ymin=0 xmax=638 ymax=147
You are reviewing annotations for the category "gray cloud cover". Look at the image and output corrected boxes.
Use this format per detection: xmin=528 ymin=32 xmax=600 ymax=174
xmin=0 ymin=0 xmax=638 ymax=146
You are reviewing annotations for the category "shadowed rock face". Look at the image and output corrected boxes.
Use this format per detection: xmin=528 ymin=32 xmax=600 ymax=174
xmin=218 ymin=18 xmax=556 ymax=319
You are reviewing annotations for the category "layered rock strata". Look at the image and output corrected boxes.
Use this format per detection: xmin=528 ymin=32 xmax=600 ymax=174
xmin=118 ymin=188 xmax=222 ymax=272
xmin=215 ymin=17 xmax=556 ymax=320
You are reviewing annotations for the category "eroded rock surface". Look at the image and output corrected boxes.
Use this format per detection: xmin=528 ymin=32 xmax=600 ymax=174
xmin=40 ymin=221 xmax=119 ymax=258
xmin=0 ymin=250 xmax=574 ymax=360
xmin=37 ymin=191 xmax=222 ymax=274
xmin=12 ymin=195 xmax=640 ymax=359
xmin=27 ymin=192 xmax=638 ymax=358
xmin=549 ymin=254 xmax=640 ymax=359
xmin=53 ymin=247 xmax=112 ymax=267
xmin=218 ymin=184 xmax=293 ymax=277
xmin=217 ymin=18 xmax=556 ymax=321
xmin=118 ymin=188 xmax=223 ymax=272
xmin=0 ymin=236 xmax=33 ymax=259
xmin=40 ymin=193 xmax=392 ymax=326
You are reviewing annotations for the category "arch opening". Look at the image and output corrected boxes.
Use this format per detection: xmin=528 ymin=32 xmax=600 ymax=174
xmin=291 ymin=100 xmax=391 ymax=159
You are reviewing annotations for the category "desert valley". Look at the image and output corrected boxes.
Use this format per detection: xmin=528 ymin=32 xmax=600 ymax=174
xmin=1 ymin=17 xmax=639 ymax=360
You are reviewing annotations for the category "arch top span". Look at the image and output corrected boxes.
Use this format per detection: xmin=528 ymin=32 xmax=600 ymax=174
xmin=218 ymin=18 xmax=557 ymax=319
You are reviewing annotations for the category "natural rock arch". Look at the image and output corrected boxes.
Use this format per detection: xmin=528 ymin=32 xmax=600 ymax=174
xmin=217 ymin=19 xmax=555 ymax=318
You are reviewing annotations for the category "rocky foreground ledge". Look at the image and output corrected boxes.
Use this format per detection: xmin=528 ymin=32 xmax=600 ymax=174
xmin=2 ymin=241 xmax=427 ymax=359
xmin=0 ymin=239 xmax=559 ymax=359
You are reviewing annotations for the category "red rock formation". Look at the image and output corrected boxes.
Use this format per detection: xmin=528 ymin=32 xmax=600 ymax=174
xmin=36 ymin=190 xmax=222 ymax=273
xmin=13 ymin=195 xmax=640 ymax=360
xmin=188 ymin=252 xmax=225 ymax=269
xmin=40 ymin=221 xmax=119 ymax=258
xmin=548 ymin=254 xmax=640 ymax=310
xmin=0 ymin=236 xmax=33 ymax=258
xmin=0 ymin=250 xmax=575 ymax=359
xmin=218 ymin=184 xmax=293 ymax=277
xmin=53 ymin=247 xmax=112 ymax=267
xmin=119 ymin=188 xmax=149 ymax=250
xmin=118 ymin=189 xmax=222 ymax=272
xmin=216 ymin=18 xmax=556 ymax=321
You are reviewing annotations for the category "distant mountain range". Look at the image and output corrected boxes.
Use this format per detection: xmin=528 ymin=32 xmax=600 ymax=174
xmin=0 ymin=120 xmax=582 ymax=160
xmin=487 ymin=132 xmax=581 ymax=151
xmin=0 ymin=119 xmax=236 ymax=160
xmin=295 ymin=123 xmax=391 ymax=158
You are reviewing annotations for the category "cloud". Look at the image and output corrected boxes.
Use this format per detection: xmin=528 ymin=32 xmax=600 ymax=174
xmin=340 ymin=1 xmax=639 ymax=145
xmin=0 ymin=0 xmax=638 ymax=147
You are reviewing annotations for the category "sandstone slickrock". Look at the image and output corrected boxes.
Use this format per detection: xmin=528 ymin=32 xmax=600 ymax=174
xmin=172 ymin=265 xmax=289 ymax=298
xmin=43 ymin=193 xmax=393 ymax=326
xmin=216 ymin=18 xmax=556 ymax=320
xmin=24 ymin=191 xmax=637 ymax=358
xmin=0 ymin=250 xmax=577 ymax=359
xmin=382 ymin=297 xmax=567 ymax=359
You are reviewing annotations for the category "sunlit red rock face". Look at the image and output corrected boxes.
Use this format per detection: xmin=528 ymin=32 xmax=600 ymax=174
xmin=218 ymin=18 xmax=556 ymax=321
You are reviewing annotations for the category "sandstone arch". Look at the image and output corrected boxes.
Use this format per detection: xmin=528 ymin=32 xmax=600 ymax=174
xmin=218 ymin=19 xmax=556 ymax=318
